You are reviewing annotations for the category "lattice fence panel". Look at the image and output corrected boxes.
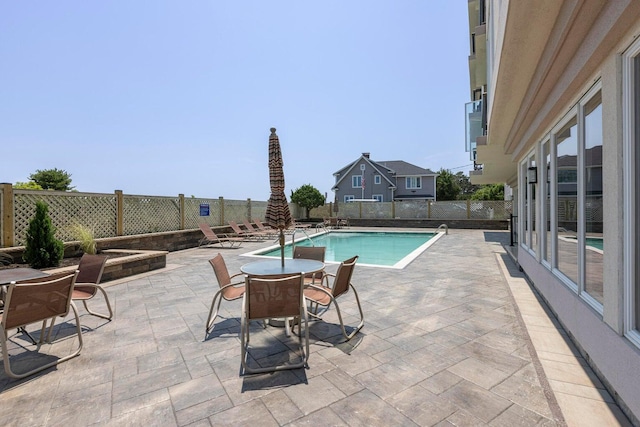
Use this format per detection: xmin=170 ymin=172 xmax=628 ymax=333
xmin=585 ymin=196 xmax=603 ymax=223
xmin=14 ymin=191 xmax=117 ymax=245
xmin=251 ymin=201 xmax=269 ymax=222
xmin=361 ymin=202 xmax=392 ymax=219
xmin=469 ymin=200 xmax=512 ymax=220
xmin=184 ymin=198 xmax=222 ymax=228
xmin=429 ymin=201 xmax=469 ymax=219
xmin=558 ymin=198 xmax=578 ymax=222
xmin=395 ymin=201 xmax=429 ymax=219
xmin=338 ymin=203 xmax=361 ymax=219
xmin=223 ymin=199 xmax=250 ymax=224
xmin=123 ymin=195 xmax=180 ymax=235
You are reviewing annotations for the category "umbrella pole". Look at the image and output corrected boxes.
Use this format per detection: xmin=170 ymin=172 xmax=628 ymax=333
xmin=279 ymin=229 xmax=285 ymax=267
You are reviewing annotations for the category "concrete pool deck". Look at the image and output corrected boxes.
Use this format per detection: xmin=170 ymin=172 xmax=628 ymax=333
xmin=0 ymin=229 xmax=633 ymax=426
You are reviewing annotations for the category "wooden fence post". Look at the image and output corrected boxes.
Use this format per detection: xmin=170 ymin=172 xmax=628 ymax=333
xmin=179 ymin=194 xmax=185 ymax=230
xmin=1 ymin=183 xmax=14 ymax=247
xmin=115 ymin=190 xmax=124 ymax=236
xmin=247 ymin=198 xmax=252 ymax=221
xmin=467 ymin=199 xmax=471 ymax=219
xmin=219 ymin=197 xmax=225 ymax=226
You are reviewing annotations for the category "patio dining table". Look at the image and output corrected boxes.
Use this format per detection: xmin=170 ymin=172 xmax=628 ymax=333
xmin=0 ymin=267 xmax=50 ymax=286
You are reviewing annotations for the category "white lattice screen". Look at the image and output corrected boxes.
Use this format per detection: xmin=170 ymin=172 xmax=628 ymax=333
xmin=185 ymin=198 xmax=222 ymax=228
xmin=122 ymin=195 xmax=181 ymax=235
xmin=429 ymin=201 xmax=469 ymax=219
xmin=3 ymin=186 xmax=519 ymax=249
xmin=395 ymin=201 xmax=429 ymax=219
xmin=14 ymin=191 xmax=117 ymax=246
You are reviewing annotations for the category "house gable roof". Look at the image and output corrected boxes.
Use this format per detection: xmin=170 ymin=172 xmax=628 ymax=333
xmin=332 ymin=154 xmax=438 ymax=192
xmin=376 ymin=160 xmax=438 ymax=176
xmin=332 ymin=155 xmax=396 ymax=191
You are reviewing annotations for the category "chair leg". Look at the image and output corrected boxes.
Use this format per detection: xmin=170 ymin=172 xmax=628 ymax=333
xmin=82 ymin=287 xmax=113 ymax=320
xmin=1 ymin=302 xmax=83 ymax=379
xmin=205 ymin=290 xmax=224 ymax=336
xmin=331 ymin=288 xmax=364 ymax=341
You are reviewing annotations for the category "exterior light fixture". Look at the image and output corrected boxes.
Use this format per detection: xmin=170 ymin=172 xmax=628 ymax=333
xmin=527 ymin=166 xmax=538 ymax=184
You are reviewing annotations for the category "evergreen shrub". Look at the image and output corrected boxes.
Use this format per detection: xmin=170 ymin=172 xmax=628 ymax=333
xmin=23 ymin=201 xmax=64 ymax=268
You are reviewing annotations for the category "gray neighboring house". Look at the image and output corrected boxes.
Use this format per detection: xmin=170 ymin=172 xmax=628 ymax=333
xmin=332 ymin=152 xmax=439 ymax=203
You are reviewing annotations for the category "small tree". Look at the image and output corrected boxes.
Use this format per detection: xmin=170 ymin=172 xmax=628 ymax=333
xmin=14 ymin=181 xmax=44 ymax=190
xmin=455 ymin=171 xmax=480 ymax=200
xmin=436 ymin=168 xmax=461 ymax=201
xmin=23 ymin=201 xmax=64 ymax=268
xmin=291 ymin=184 xmax=325 ymax=219
xmin=471 ymin=183 xmax=505 ymax=200
xmin=29 ymin=168 xmax=74 ymax=191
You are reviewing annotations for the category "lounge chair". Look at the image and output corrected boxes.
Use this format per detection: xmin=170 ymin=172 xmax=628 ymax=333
xmin=242 ymin=219 xmax=274 ymax=239
xmin=198 ymin=223 xmax=243 ymax=248
xmin=229 ymin=220 xmax=263 ymax=240
xmin=240 ymin=274 xmax=309 ymax=373
xmin=1 ymin=272 xmax=83 ymax=379
xmin=292 ymin=219 xmax=312 ymax=229
xmin=252 ymin=218 xmax=279 ymax=237
xmin=293 ymin=245 xmax=326 ymax=286
xmin=304 ymin=255 xmax=364 ymax=341
xmin=205 ymin=254 xmax=245 ymax=337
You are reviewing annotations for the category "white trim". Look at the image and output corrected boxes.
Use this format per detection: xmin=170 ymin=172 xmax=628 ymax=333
xmin=623 ymin=37 xmax=640 ymax=346
xmin=579 ymin=82 xmax=603 ymax=313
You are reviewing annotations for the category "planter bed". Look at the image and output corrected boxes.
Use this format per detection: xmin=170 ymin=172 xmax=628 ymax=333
xmin=46 ymin=249 xmax=168 ymax=283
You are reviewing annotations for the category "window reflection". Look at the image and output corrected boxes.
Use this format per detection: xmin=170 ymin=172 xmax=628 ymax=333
xmin=584 ymin=92 xmax=603 ymax=305
xmin=555 ymin=117 xmax=579 ymax=285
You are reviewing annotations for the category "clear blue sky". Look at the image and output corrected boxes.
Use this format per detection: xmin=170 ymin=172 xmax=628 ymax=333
xmin=1 ymin=1 xmax=472 ymax=201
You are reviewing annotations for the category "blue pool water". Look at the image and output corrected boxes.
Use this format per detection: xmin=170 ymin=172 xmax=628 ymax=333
xmin=247 ymin=231 xmax=442 ymax=269
xmin=586 ymin=237 xmax=603 ymax=251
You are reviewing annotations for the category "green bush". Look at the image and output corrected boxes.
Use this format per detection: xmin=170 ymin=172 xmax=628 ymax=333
xmin=23 ymin=201 xmax=64 ymax=268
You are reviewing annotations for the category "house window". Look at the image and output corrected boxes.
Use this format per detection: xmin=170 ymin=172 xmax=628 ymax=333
xmin=623 ymin=39 xmax=640 ymax=346
xmin=406 ymin=176 xmax=421 ymax=189
xmin=374 ymin=175 xmax=381 ymax=185
xmin=352 ymin=176 xmax=362 ymax=188
xmin=554 ymin=113 xmax=579 ymax=287
xmin=372 ymin=194 xmax=383 ymax=202
xmin=521 ymin=154 xmax=536 ymax=253
xmin=535 ymin=82 xmax=603 ymax=311
xmin=543 ymin=139 xmax=552 ymax=265
xmin=344 ymin=195 xmax=355 ymax=203
xmin=583 ymin=90 xmax=603 ymax=306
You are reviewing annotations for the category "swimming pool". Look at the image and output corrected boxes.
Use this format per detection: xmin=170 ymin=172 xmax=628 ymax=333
xmin=243 ymin=230 xmax=444 ymax=269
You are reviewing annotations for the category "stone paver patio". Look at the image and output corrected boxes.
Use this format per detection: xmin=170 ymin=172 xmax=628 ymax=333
xmin=0 ymin=229 xmax=633 ymax=426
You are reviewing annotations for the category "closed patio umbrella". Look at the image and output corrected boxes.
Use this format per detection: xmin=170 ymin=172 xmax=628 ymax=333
xmin=265 ymin=127 xmax=292 ymax=267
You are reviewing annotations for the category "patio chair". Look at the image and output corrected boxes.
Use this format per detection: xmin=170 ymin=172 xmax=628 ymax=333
xmin=1 ymin=271 xmax=82 ymax=379
xmin=304 ymin=255 xmax=364 ymax=341
xmin=241 ymin=273 xmax=309 ymax=374
xmin=228 ymin=220 xmax=263 ymax=240
xmin=293 ymin=245 xmax=326 ymax=286
xmin=198 ymin=223 xmax=243 ymax=248
xmin=72 ymin=254 xmax=113 ymax=320
xmin=205 ymin=254 xmax=245 ymax=337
